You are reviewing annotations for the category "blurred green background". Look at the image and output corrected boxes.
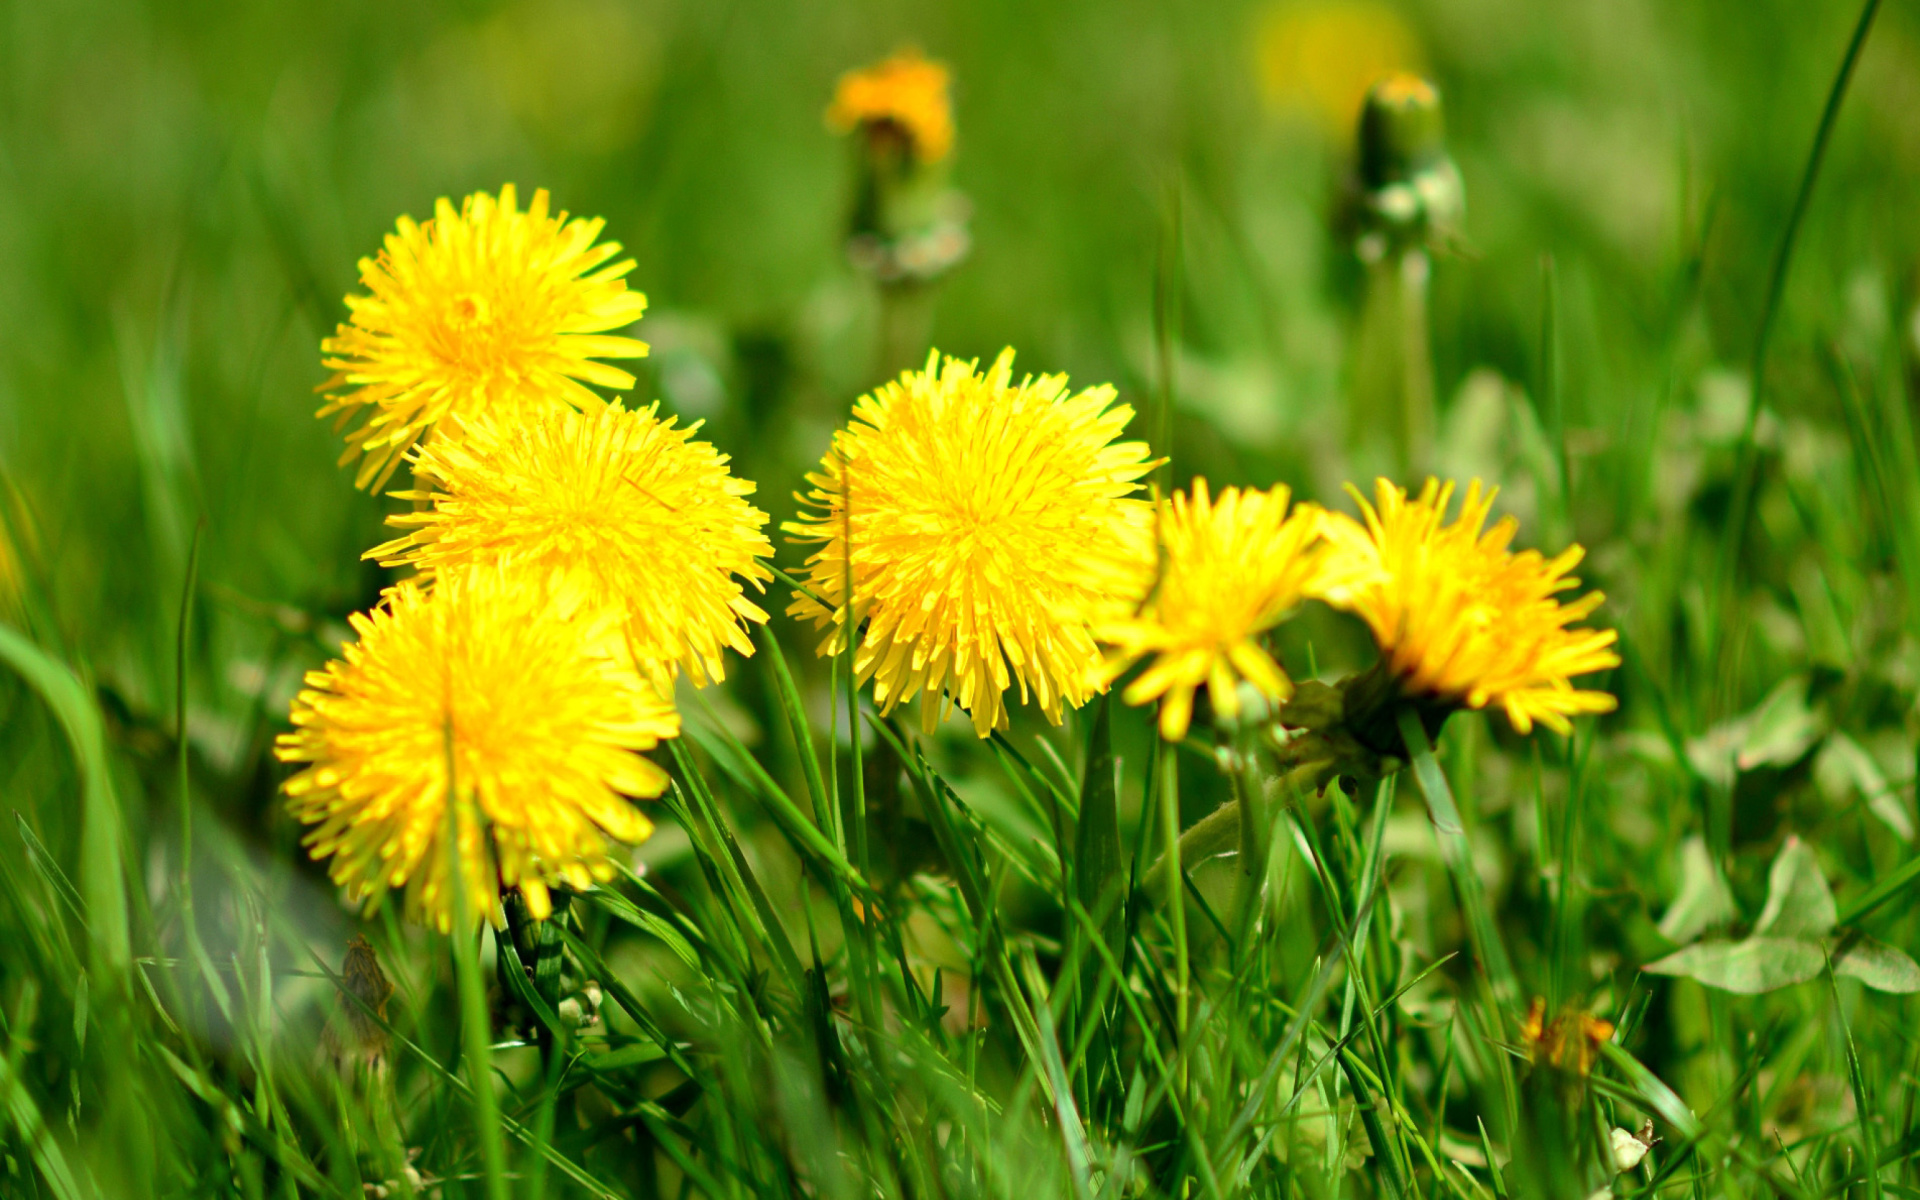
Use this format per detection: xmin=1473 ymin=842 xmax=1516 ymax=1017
xmin=10 ymin=0 xmax=1920 ymax=695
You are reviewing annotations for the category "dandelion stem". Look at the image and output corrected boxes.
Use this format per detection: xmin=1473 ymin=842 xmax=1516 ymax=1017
xmin=444 ymin=722 xmax=509 ymax=1200
xmin=1157 ymin=742 xmax=1188 ymax=1088
xmin=174 ymin=520 xmax=202 ymax=918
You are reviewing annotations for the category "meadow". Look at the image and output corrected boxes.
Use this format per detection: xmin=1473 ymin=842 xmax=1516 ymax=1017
xmin=5 ymin=0 xmax=1920 ymax=1196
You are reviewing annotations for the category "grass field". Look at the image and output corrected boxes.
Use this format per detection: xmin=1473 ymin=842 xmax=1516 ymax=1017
xmin=6 ymin=0 xmax=1920 ymax=1196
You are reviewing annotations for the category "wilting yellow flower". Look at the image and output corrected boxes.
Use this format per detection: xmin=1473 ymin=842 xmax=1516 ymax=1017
xmin=276 ymin=566 xmax=677 ymax=931
xmin=1255 ymin=0 xmax=1422 ymax=136
xmin=369 ymin=403 xmax=772 ymax=688
xmin=319 ymin=184 xmax=649 ymax=490
xmin=1317 ymin=478 xmax=1619 ymax=734
xmin=826 ymin=48 xmax=955 ymax=164
xmin=1096 ymin=481 xmax=1362 ymax=742
xmin=787 ymin=348 xmax=1154 ymax=737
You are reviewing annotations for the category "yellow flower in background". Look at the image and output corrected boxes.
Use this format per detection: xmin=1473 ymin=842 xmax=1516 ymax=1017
xmin=1255 ymin=0 xmax=1423 ymax=136
xmin=369 ymin=403 xmax=773 ymax=689
xmin=276 ymin=566 xmax=677 ymax=932
xmin=1096 ymin=481 xmax=1362 ymax=742
xmin=0 ymin=478 xmax=34 ymax=616
xmin=319 ymin=184 xmax=650 ymax=490
xmin=826 ymin=48 xmax=955 ymax=164
xmin=0 ymin=522 xmax=18 ymax=619
xmin=1317 ymin=478 xmax=1619 ymax=734
xmin=787 ymin=348 xmax=1155 ymax=737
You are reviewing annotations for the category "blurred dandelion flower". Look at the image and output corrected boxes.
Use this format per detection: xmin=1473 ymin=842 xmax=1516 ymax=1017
xmin=1255 ymin=0 xmax=1422 ymax=136
xmin=0 ymin=525 xmax=18 ymax=616
xmin=319 ymin=184 xmax=649 ymax=490
xmin=1318 ymin=478 xmax=1619 ymax=735
xmin=276 ymin=566 xmax=677 ymax=932
xmin=369 ymin=403 xmax=772 ymax=689
xmin=1096 ymin=481 xmax=1361 ymax=742
xmin=787 ymin=348 xmax=1154 ymax=737
xmin=1520 ymin=996 xmax=1615 ymax=1078
xmin=826 ymin=48 xmax=955 ymax=164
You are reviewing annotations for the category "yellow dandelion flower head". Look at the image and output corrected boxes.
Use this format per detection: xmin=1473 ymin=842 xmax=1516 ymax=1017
xmin=1254 ymin=0 xmax=1423 ymax=136
xmin=1096 ymin=480 xmax=1361 ymax=742
xmin=1317 ymin=478 xmax=1620 ymax=735
xmin=369 ymin=403 xmax=773 ymax=690
xmin=786 ymin=348 xmax=1155 ymax=737
xmin=275 ymin=565 xmax=678 ymax=932
xmin=826 ymin=48 xmax=955 ymax=164
xmin=319 ymin=184 xmax=650 ymax=490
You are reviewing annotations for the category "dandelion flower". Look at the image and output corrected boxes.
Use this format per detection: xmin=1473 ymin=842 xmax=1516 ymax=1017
xmin=1254 ymin=0 xmax=1422 ymax=136
xmin=1096 ymin=481 xmax=1364 ymax=742
xmin=369 ymin=404 xmax=772 ymax=689
xmin=787 ymin=348 xmax=1155 ymax=737
xmin=1317 ymin=478 xmax=1619 ymax=735
xmin=319 ymin=184 xmax=649 ymax=489
xmin=276 ymin=566 xmax=677 ymax=931
xmin=826 ymin=48 xmax=955 ymax=164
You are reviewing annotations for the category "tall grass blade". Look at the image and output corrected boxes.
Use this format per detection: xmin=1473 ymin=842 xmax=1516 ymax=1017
xmin=1400 ymin=709 xmax=1518 ymax=1008
xmin=1718 ymin=0 xmax=1882 ymax=653
xmin=0 ymin=623 xmax=129 ymax=976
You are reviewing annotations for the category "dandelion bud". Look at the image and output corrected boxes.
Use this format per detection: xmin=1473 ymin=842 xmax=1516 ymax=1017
xmin=321 ymin=934 xmax=393 ymax=1074
xmin=1359 ymin=74 xmax=1443 ymax=187
xmin=1610 ymin=1121 xmax=1658 ymax=1173
xmin=827 ymin=49 xmax=971 ymax=285
xmin=1353 ymin=73 xmax=1463 ymax=255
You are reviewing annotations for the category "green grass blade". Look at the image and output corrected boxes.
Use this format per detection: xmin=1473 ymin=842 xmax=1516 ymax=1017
xmin=680 ymin=704 xmax=867 ymax=893
xmin=442 ymin=735 xmax=509 ymax=1200
xmin=0 ymin=1034 xmax=84 ymax=1200
xmin=1716 ymin=0 xmax=1882 ymax=648
xmin=758 ymin=624 xmax=836 ymax=844
xmin=1399 ymin=709 xmax=1519 ymax=1009
xmin=1831 ymin=956 xmax=1884 ymax=1200
xmin=0 ymin=622 xmax=129 ymax=977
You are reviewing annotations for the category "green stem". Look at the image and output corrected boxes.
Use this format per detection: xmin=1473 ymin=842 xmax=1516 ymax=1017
xmin=443 ymin=726 xmax=508 ymax=1200
xmin=1397 ymin=248 xmax=1434 ymax=479
xmin=1157 ymin=743 xmax=1188 ymax=1088
xmin=175 ymin=522 xmax=202 ymax=914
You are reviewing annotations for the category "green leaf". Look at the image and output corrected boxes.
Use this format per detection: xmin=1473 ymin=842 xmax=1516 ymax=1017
xmin=1735 ymin=677 xmax=1824 ymax=770
xmin=1684 ymin=674 xmax=1823 ymax=787
xmin=590 ymin=885 xmax=704 ymax=974
xmin=583 ymin=1043 xmax=669 ymax=1073
xmin=1816 ymin=733 xmax=1913 ymax=842
xmin=1754 ymin=834 xmax=1837 ymax=938
xmin=1833 ymin=935 xmax=1920 ymax=993
xmin=1657 ymin=836 xmax=1736 ymax=944
xmin=0 ymin=622 xmax=129 ymax=978
xmin=1597 ymin=1042 xmax=1701 ymax=1143
xmin=1643 ymin=936 xmax=1825 ymax=993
